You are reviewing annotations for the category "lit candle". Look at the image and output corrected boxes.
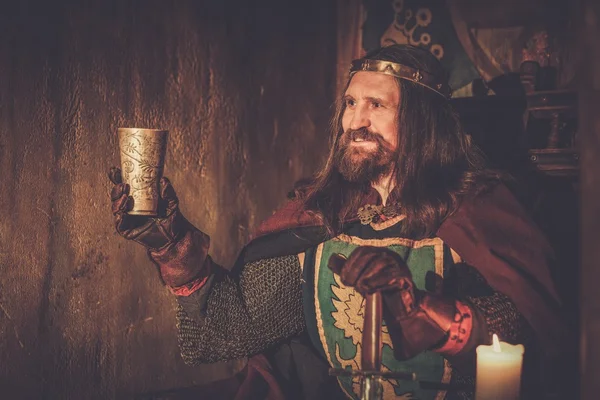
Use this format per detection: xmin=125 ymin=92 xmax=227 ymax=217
xmin=475 ymin=334 xmax=525 ymax=400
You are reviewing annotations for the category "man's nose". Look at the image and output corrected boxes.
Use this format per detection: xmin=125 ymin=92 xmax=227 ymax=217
xmin=349 ymin=106 xmax=370 ymax=130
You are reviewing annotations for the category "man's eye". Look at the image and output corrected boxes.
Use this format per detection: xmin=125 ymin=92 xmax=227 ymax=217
xmin=372 ymin=101 xmax=382 ymax=108
xmin=345 ymin=99 xmax=356 ymax=107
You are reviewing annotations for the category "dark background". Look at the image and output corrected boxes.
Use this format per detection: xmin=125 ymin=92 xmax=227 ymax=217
xmin=0 ymin=0 xmax=599 ymax=399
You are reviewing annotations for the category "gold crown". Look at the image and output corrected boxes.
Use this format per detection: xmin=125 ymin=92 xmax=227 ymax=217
xmin=350 ymin=59 xmax=452 ymax=98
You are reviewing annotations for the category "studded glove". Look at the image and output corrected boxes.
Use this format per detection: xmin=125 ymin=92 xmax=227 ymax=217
xmin=109 ymin=167 xmax=210 ymax=289
xmin=328 ymin=246 xmax=474 ymax=360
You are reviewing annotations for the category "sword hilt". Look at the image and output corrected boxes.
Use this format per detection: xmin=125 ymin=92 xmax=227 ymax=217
xmin=328 ymin=292 xmax=473 ymax=396
xmin=362 ymin=292 xmax=382 ymax=371
xmin=361 ymin=292 xmax=382 ymax=400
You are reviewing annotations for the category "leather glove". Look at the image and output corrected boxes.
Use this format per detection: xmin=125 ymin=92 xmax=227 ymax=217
xmin=110 ymin=166 xmax=187 ymax=250
xmin=109 ymin=167 xmax=210 ymax=288
xmin=329 ymin=246 xmax=473 ymax=360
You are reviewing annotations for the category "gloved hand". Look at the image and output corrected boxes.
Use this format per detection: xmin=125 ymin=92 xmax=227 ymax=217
xmin=109 ymin=167 xmax=210 ymax=288
xmin=328 ymin=246 xmax=472 ymax=360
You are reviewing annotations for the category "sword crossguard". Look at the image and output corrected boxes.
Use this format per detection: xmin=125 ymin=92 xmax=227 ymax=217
xmin=328 ymin=368 xmax=417 ymax=381
xmin=326 ymin=282 xmax=475 ymax=397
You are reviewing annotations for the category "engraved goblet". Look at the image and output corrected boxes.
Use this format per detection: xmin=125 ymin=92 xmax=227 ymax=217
xmin=118 ymin=128 xmax=168 ymax=216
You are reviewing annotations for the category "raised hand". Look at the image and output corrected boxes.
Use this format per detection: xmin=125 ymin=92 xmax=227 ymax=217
xmin=109 ymin=166 xmax=186 ymax=250
xmin=109 ymin=167 xmax=210 ymax=288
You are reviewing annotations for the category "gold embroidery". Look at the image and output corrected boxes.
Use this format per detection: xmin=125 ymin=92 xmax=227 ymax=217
xmin=380 ymin=5 xmax=445 ymax=61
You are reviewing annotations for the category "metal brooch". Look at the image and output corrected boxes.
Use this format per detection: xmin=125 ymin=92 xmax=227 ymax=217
xmin=357 ymin=204 xmax=400 ymax=225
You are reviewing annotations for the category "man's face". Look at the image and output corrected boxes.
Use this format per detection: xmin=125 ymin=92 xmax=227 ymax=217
xmin=335 ymin=71 xmax=400 ymax=183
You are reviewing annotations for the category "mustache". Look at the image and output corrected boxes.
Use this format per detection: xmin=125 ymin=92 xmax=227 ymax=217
xmin=340 ymin=127 xmax=389 ymax=148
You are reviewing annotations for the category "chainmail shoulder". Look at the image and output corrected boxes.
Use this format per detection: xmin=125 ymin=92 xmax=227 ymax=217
xmin=176 ymin=255 xmax=306 ymax=364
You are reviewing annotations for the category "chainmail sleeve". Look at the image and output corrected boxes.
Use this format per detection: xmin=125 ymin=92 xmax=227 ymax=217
xmin=444 ymin=262 xmax=535 ymax=400
xmin=445 ymin=262 xmax=534 ymax=345
xmin=175 ymin=255 xmax=306 ymax=365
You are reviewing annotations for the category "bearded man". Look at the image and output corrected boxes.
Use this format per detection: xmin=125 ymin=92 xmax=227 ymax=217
xmin=109 ymin=45 xmax=567 ymax=399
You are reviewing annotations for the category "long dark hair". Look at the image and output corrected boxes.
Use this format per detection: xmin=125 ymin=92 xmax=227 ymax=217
xmin=295 ymin=45 xmax=502 ymax=238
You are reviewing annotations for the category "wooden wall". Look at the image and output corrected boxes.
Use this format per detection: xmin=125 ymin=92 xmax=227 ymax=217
xmin=0 ymin=0 xmax=336 ymax=398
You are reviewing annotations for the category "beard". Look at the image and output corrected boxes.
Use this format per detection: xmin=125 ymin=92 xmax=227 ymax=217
xmin=333 ymin=127 xmax=396 ymax=183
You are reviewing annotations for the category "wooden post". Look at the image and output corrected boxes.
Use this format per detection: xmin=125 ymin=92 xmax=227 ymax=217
xmin=579 ymin=0 xmax=600 ymax=399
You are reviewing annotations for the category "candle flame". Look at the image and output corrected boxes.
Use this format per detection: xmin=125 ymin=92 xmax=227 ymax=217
xmin=492 ymin=334 xmax=501 ymax=352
